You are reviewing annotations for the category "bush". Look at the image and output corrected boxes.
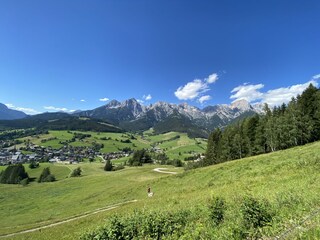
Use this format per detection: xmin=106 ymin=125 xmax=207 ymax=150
xmin=20 ymin=178 xmax=29 ymax=186
xmin=38 ymin=167 xmax=55 ymax=182
xmin=240 ymin=196 xmax=273 ymax=229
xmin=80 ymin=209 xmax=192 ymax=240
xmin=29 ymin=161 xmax=39 ymax=169
xmin=112 ymin=164 xmax=125 ymax=171
xmin=128 ymin=149 xmax=152 ymax=166
xmin=0 ymin=164 xmax=29 ymax=184
xmin=69 ymin=167 xmax=82 ymax=177
xmin=208 ymin=196 xmax=226 ymax=225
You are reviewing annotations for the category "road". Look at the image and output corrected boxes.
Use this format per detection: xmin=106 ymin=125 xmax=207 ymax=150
xmin=153 ymin=168 xmax=178 ymax=174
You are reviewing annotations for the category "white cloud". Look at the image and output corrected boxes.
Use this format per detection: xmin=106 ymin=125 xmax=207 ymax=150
xmin=230 ymin=84 xmax=264 ymax=102
xmin=99 ymin=98 xmax=109 ymax=102
xmin=80 ymin=99 xmax=86 ymax=102
xmin=44 ymin=106 xmax=74 ymax=113
xmin=5 ymin=103 xmax=40 ymax=115
xmin=198 ymin=95 xmax=211 ymax=104
xmin=175 ymin=72 xmax=218 ymax=101
xmin=262 ymin=80 xmax=318 ymax=106
xmin=143 ymin=94 xmax=152 ymax=101
xmin=230 ymin=79 xmax=319 ymax=106
xmin=206 ymin=73 xmax=218 ymax=83
xmin=137 ymin=99 xmax=144 ymax=104
xmin=175 ymin=79 xmax=209 ymax=100
xmin=312 ymin=74 xmax=320 ymax=80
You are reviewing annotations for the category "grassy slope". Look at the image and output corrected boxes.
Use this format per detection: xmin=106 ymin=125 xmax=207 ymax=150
xmin=1 ymin=142 xmax=320 ymax=239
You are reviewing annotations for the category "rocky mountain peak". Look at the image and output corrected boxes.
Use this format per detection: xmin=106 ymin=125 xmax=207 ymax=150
xmin=230 ymin=99 xmax=252 ymax=111
xmin=106 ymin=100 xmax=121 ymax=108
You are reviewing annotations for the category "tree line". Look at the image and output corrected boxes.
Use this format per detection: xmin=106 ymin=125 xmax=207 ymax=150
xmin=204 ymin=84 xmax=320 ymax=166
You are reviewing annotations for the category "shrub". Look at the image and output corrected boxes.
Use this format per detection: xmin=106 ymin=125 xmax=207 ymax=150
xmin=20 ymin=178 xmax=29 ymax=186
xmin=70 ymin=167 xmax=82 ymax=177
xmin=112 ymin=164 xmax=125 ymax=171
xmin=240 ymin=196 xmax=273 ymax=229
xmin=208 ymin=196 xmax=226 ymax=225
xmin=38 ymin=167 xmax=55 ymax=182
xmin=80 ymin=209 xmax=192 ymax=240
xmin=29 ymin=161 xmax=39 ymax=169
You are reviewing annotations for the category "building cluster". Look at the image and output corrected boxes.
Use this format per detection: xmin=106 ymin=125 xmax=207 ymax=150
xmin=0 ymin=142 xmax=134 ymax=166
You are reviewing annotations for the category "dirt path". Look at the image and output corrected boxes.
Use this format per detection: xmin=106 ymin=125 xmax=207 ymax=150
xmin=0 ymin=200 xmax=137 ymax=238
xmin=153 ymin=168 xmax=178 ymax=174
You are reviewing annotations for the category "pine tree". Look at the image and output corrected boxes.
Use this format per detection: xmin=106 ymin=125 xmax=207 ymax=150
xmin=38 ymin=167 xmax=55 ymax=182
xmin=205 ymin=128 xmax=222 ymax=165
xmin=104 ymin=159 xmax=113 ymax=171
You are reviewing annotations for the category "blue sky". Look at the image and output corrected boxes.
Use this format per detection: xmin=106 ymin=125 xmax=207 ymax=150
xmin=0 ymin=0 xmax=320 ymax=114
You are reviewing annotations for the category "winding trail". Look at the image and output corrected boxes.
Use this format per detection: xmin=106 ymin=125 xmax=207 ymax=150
xmin=153 ymin=168 xmax=178 ymax=174
xmin=0 ymin=200 xmax=137 ymax=239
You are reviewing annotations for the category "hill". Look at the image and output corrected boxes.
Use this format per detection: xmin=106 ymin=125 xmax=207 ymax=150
xmin=0 ymin=103 xmax=27 ymax=120
xmin=0 ymin=141 xmax=320 ymax=239
xmin=0 ymin=112 xmax=123 ymax=132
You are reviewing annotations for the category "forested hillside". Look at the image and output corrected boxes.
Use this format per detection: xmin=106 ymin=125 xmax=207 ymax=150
xmin=205 ymin=84 xmax=320 ymax=165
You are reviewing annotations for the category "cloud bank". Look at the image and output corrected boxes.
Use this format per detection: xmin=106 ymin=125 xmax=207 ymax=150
xmin=5 ymin=103 xmax=40 ymax=115
xmin=44 ymin=106 xmax=75 ymax=113
xmin=230 ymin=77 xmax=319 ymax=106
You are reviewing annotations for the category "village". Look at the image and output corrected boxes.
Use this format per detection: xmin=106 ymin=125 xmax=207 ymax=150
xmin=0 ymin=142 xmax=131 ymax=166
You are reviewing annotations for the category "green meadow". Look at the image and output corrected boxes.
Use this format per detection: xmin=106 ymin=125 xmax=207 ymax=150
xmin=17 ymin=130 xmax=207 ymax=160
xmin=0 ymin=140 xmax=320 ymax=239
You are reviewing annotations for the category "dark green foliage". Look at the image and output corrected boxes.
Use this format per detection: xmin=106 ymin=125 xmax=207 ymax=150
xmin=0 ymin=129 xmax=48 ymax=141
xmin=28 ymin=161 xmax=39 ymax=169
xmin=120 ymin=139 xmax=131 ymax=143
xmin=184 ymin=161 xmax=202 ymax=170
xmin=204 ymin=84 xmax=320 ymax=167
xmin=0 ymin=164 xmax=29 ymax=184
xmin=73 ymin=132 xmax=91 ymax=140
xmin=205 ymin=128 xmax=222 ymax=165
xmin=153 ymin=113 xmax=209 ymax=138
xmin=20 ymin=177 xmax=29 ymax=186
xmin=80 ymin=209 xmax=192 ymax=240
xmin=104 ymin=159 xmax=113 ymax=171
xmin=208 ymin=196 xmax=226 ymax=226
xmin=69 ymin=167 xmax=82 ymax=177
xmin=112 ymin=164 xmax=125 ymax=171
xmin=160 ymin=158 xmax=184 ymax=167
xmin=128 ymin=149 xmax=152 ymax=166
xmin=0 ymin=113 xmax=123 ymax=133
xmin=38 ymin=167 xmax=55 ymax=182
xmin=92 ymin=142 xmax=104 ymax=151
xmin=240 ymin=196 xmax=273 ymax=229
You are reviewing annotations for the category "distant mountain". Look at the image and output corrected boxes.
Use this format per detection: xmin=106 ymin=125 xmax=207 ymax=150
xmin=0 ymin=103 xmax=27 ymax=120
xmin=0 ymin=112 xmax=123 ymax=132
xmin=75 ymin=98 xmax=261 ymax=137
xmin=0 ymin=99 xmax=263 ymax=136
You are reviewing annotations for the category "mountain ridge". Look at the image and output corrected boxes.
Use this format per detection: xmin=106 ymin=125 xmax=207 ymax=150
xmin=75 ymin=98 xmax=261 ymax=137
xmin=0 ymin=99 xmax=262 ymax=137
xmin=0 ymin=103 xmax=27 ymax=120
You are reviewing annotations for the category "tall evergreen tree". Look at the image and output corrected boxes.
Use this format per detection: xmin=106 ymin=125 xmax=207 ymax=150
xmin=205 ymin=128 xmax=222 ymax=165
